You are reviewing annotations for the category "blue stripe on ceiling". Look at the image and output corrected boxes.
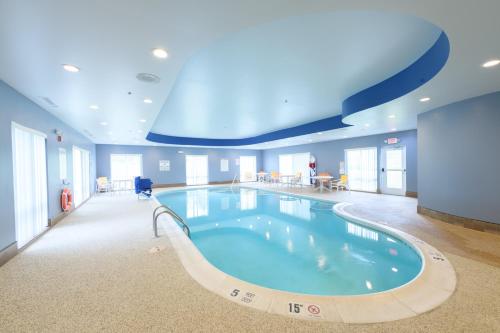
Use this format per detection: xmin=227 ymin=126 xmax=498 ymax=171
xmin=146 ymin=114 xmax=348 ymax=146
xmin=147 ymin=31 xmax=449 ymax=146
xmin=342 ymin=32 xmax=450 ymax=118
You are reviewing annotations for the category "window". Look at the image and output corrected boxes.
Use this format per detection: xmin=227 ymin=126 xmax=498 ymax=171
xmin=345 ymin=147 xmax=378 ymax=192
xmin=73 ymin=146 xmax=91 ymax=206
xmin=185 ymin=155 xmax=208 ymax=185
xmin=239 ymin=156 xmax=256 ymax=182
xmin=59 ymin=148 xmax=67 ymax=180
xmin=278 ymin=153 xmax=311 ymax=185
xmin=110 ymin=154 xmax=143 ymax=190
xmin=11 ymin=122 xmax=48 ymax=248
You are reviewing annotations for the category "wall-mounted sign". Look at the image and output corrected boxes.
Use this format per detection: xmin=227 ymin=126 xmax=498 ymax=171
xmin=220 ymin=159 xmax=229 ymax=172
xmin=159 ymin=160 xmax=170 ymax=171
xmin=384 ymin=137 xmax=400 ymax=145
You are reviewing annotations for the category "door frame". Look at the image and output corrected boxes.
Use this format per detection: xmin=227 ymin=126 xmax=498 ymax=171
xmin=380 ymin=145 xmax=406 ymax=196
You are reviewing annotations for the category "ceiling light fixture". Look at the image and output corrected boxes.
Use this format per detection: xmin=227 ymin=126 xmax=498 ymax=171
xmin=139 ymin=119 xmax=147 ymax=123
xmin=364 ymin=123 xmax=370 ymax=127
xmin=391 ymin=128 xmax=397 ymax=132
xmin=482 ymin=59 xmax=500 ymax=68
xmin=62 ymin=64 xmax=80 ymax=72
xmin=388 ymin=114 xmax=395 ymax=119
xmin=318 ymin=132 xmax=323 ymax=135
xmin=419 ymin=97 xmax=431 ymax=102
xmin=89 ymin=105 xmax=99 ymax=110
xmin=143 ymin=98 xmax=153 ymax=104
xmin=152 ymin=48 xmax=168 ymax=59
xmin=100 ymin=121 xmax=108 ymax=126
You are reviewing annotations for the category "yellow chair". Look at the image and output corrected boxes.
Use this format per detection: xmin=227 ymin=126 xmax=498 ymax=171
xmin=332 ymin=174 xmax=349 ymax=191
xmin=96 ymin=177 xmax=111 ymax=192
xmin=270 ymin=171 xmax=280 ymax=184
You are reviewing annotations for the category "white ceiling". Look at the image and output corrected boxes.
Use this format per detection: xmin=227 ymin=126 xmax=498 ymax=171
xmin=0 ymin=0 xmax=499 ymax=149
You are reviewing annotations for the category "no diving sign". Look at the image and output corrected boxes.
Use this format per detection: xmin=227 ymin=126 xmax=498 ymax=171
xmin=288 ymin=302 xmax=322 ymax=318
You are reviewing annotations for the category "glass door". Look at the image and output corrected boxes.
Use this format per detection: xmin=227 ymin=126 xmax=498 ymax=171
xmin=381 ymin=146 xmax=406 ymax=196
xmin=185 ymin=155 xmax=208 ymax=185
xmin=278 ymin=153 xmax=310 ymax=185
xmin=73 ymin=146 xmax=91 ymax=207
xmin=345 ymin=147 xmax=378 ymax=192
xmin=11 ymin=122 xmax=48 ymax=248
xmin=110 ymin=154 xmax=143 ymax=190
xmin=239 ymin=156 xmax=257 ymax=182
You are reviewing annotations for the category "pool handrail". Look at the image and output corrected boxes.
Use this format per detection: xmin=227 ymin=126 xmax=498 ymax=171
xmin=153 ymin=205 xmax=190 ymax=238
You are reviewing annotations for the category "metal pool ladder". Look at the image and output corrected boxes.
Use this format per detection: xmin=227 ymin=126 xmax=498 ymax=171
xmin=153 ymin=205 xmax=190 ymax=238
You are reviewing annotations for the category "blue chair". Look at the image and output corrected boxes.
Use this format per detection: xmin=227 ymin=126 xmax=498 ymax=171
xmin=134 ymin=177 xmax=153 ymax=198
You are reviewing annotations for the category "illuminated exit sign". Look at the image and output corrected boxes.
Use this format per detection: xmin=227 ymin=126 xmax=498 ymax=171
xmin=385 ymin=137 xmax=400 ymax=145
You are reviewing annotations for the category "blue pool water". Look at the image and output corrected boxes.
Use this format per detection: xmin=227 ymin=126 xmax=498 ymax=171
xmin=156 ymin=187 xmax=422 ymax=296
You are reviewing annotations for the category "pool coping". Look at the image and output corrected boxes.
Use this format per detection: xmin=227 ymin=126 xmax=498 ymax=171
xmin=151 ymin=185 xmax=456 ymax=323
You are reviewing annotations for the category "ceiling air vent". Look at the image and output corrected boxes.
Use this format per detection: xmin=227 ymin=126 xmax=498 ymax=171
xmin=83 ymin=129 xmax=94 ymax=138
xmin=136 ymin=73 xmax=161 ymax=84
xmin=39 ymin=96 xmax=58 ymax=108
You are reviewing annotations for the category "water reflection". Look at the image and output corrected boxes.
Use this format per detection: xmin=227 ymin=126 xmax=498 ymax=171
xmin=240 ymin=188 xmax=257 ymax=210
xmin=279 ymin=197 xmax=311 ymax=220
xmin=346 ymin=222 xmax=379 ymax=241
xmin=186 ymin=189 xmax=208 ymax=218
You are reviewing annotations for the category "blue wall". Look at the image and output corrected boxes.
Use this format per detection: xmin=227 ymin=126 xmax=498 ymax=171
xmin=0 ymin=80 xmax=96 ymax=251
xmin=262 ymin=130 xmax=418 ymax=193
xmin=418 ymin=91 xmax=500 ymax=224
xmin=96 ymin=145 xmax=262 ymax=185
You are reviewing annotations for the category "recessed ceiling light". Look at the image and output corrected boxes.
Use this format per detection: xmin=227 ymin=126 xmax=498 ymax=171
xmin=89 ymin=105 xmax=99 ymax=110
xmin=364 ymin=123 xmax=370 ymax=127
xmin=100 ymin=121 xmax=108 ymax=126
xmin=388 ymin=114 xmax=395 ymax=119
xmin=308 ymin=139 xmax=313 ymax=142
xmin=152 ymin=48 xmax=168 ymax=59
xmin=482 ymin=59 xmax=500 ymax=68
xmin=318 ymin=132 xmax=323 ymax=135
xmin=419 ymin=97 xmax=431 ymax=102
xmin=143 ymin=98 xmax=153 ymax=104
xmin=62 ymin=64 xmax=80 ymax=73
xmin=137 ymin=129 xmax=143 ymax=134
xmin=391 ymin=128 xmax=397 ymax=132
xmin=342 ymin=136 xmax=347 ymax=138
xmin=139 ymin=119 xmax=147 ymax=123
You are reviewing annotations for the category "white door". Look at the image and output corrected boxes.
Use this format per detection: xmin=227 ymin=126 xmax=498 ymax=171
xmin=381 ymin=146 xmax=406 ymax=196
xmin=186 ymin=155 xmax=208 ymax=185
xmin=239 ymin=156 xmax=257 ymax=182
xmin=11 ymin=123 xmax=48 ymax=248
xmin=345 ymin=147 xmax=378 ymax=192
xmin=73 ymin=146 xmax=91 ymax=207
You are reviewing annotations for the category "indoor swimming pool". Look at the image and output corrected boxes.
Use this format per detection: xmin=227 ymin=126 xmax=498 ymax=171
xmin=155 ymin=187 xmax=423 ymax=296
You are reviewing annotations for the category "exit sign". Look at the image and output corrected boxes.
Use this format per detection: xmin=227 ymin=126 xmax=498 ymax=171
xmin=385 ymin=137 xmax=399 ymax=145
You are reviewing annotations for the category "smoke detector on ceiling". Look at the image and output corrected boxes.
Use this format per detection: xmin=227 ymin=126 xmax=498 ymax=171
xmin=136 ymin=73 xmax=161 ymax=84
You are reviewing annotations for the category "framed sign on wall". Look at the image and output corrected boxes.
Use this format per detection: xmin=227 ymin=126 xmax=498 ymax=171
xmin=159 ymin=160 xmax=170 ymax=171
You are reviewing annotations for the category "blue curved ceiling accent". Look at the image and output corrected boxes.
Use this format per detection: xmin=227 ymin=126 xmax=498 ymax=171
xmin=147 ymin=114 xmax=347 ymax=146
xmin=147 ymin=12 xmax=450 ymax=147
xmin=342 ymin=32 xmax=449 ymax=119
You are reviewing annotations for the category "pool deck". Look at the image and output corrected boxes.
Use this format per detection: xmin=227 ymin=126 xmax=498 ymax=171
xmin=0 ymin=184 xmax=499 ymax=331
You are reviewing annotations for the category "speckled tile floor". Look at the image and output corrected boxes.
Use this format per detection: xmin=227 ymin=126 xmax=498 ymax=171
xmin=0 ymin=188 xmax=499 ymax=332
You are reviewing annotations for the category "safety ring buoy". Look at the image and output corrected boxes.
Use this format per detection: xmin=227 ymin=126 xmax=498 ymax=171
xmin=61 ymin=188 xmax=73 ymax=212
